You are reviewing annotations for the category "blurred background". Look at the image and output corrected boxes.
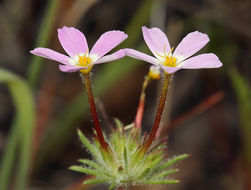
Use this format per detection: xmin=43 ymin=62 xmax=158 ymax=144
xmin=0 ymin=0 xmax=251 ymax=189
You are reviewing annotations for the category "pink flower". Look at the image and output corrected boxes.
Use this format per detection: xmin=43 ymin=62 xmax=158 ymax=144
xmin=125 ymin=26 xmax=222 ymax=74
xmin=30 ymin=26 xmax=128 ymax=73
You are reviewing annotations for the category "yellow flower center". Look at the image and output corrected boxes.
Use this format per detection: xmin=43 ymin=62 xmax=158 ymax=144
xmin=77 ymin=52 xmax=93 ymax=74
xmin=156 ymin=45 xmax=177 ymax=67
xmin=78 ymin=55 xmax=91 ymax=67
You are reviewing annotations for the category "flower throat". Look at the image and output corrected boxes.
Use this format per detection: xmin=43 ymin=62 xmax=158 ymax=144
xmin=156 ymin=45 xmax=177 ymax=67
xmin=78 ymin=52 xmax=93 ymax=73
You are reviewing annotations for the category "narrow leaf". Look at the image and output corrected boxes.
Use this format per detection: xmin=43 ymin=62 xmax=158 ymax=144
xmin=229 ymin=68 xmax=251 ymax=162
xmin=0 ymin=120 xmax=18 ymax=190
xmin=77 ymin=129 xmax=98 ymax=157
xmin=78 ymin=159 xmax=100 ymax=169
xmin=78 ymin=159 xmax=112 ymax=177
xmin=83 ymin=178 xmax=107 ymax=185
xmin=137 ymin=168 xmax=150 ymax=180
xmin=160 ymin=154 xmax=188 ymax=170
xmin=142 ymin=179 xmax=179 ymax=184
xmin=109 ymin=183 xmax=116 ymax=190
xmin=154 ymin=169 xmax=178 ymax=179
xmin=146 ymin=154 xmax=164 ymax=171
xmin=114 ymin=118 xmax=123 ymax=132
xmin=124 ymin=147 xmax=128 ymax=171
xmin=69 ymin=166 xmax=97 ymax=176
xmin=0 ymin=69 xmax=35 ymax=190
xmin=27 ymin=0 xmax=61 ymax=88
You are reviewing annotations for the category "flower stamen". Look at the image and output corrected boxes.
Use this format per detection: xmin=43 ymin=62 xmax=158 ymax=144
xmin=155 ymin=46 xmax=177 ymax=68
xmin=77 ymin=50 xmax=93 ymax=74
xmin=163 ymin=47 xmax=176 ymax=67
xmin=163 ymin=44 xmax=167 ymax=57
xmin=155 ymin=51 xmax=165 ymax=58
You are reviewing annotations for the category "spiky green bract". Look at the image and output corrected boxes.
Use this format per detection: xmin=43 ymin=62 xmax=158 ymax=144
xmin=70 ymin=121 xmax=188 ymax=189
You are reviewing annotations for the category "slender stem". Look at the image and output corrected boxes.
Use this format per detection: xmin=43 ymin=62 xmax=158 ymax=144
xmin=141 ymin=73 xmax=172 ymax=153
xmin=134 ymin=76 xmax=150 ymax=130
xmin=82 ymin=73 xmax=109 ymax=152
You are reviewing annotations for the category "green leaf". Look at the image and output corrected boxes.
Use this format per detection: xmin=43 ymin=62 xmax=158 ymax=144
xmin=114 ymin=118 xmax=123 ymax=132
xmin=229 ymin=68 xmax=251 ymax=162
xmin=0 ymin=120 xmax=18 ymax=190
xmin=123 ymin=147 xmax=128 ymax=171
xmin=77 ymin=129 xmax=98 ymax=157
xmin=146 ymin=153 xmax=164 ymax=171
xmin=142 ymin=179 xmax=179 ymax=184
xmin=69 ymin=166 xmax=97 ymax=176
xmin=27 ymin=0 xmax=61 ymax=88
xmin=83 ymin=178 xmax=107 ymax=185
xmin=159 ymin=154 xmax=188 ymax=170
xmin=154 ymin=169 xmax=178 ymax=179
xmin=138 ymin=153 xmax=164 ymax=179
xmin=109 ymin=183 xmax=116 ymax=190
xmin=78 ymin=159 xmax=112 ymax=177
xmin=78 ymin=159 xmax=101 ymax=169
xmin=0 ymin=69 xmax=35 ymax=190
xmin=137 ymin=168 xmax=150 ymax=180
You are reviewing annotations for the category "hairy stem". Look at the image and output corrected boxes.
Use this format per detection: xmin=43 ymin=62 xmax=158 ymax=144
xmin=141 ymin=73 xmax=172 ymax=153
xmin=82 ymin=73 xmax=109 ymax=152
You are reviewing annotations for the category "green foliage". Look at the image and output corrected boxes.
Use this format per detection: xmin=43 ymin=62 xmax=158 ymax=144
xmin=0 ymin=69 xmax=35 ymax=190
xmin=69 ymin=166 xmax=97 ymax=176
xmin=229 ymin=68 xmax=251 ymax=162
xmin=70 ymin=121 xmax=187 ymax=189
xmin=77 ymin=129 xmax=97 ymax=157
xmin=83 ymin=179 xmax=107 ymax=185
xmin=27 ymin=0 xmax=60 ymax=88
xmin=154 ymin=169 xmax=178 ymax=179
xmin=142 ymin=179 xmax=179 ymax=184
xmin=158 ymin=154 xmax=189 ymax=171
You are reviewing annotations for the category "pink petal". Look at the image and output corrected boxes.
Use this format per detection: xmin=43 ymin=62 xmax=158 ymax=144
xmin=142 ymin=26 xmax=171 ymax=59
xmin=182 ymin=53 xmax=223 ymax=69
xmin=90 ymin=31 xmax=128 ymax=58
xmin=125 ymin=48 xmax=158 ymax=65
xmin=160 ymin=65 xmax=182 ymax=74
xmin=30 ymin=48 xmax=70 ymax=65
xmin=94 ymin=49 xmax=126 ymax=64
xmin=173 ymin=31 xmax=209 ymax=62
xmin=58 ymin=64 xmax=86 ymax=72
xmin=58 ymin=26 xmax=88 ymax=57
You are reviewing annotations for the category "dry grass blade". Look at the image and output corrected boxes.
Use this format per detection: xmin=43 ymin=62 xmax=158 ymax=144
xmin=159 ymin=90 xmax=225 ymax=137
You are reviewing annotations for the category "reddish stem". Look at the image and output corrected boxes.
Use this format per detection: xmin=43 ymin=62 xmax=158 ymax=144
xmin=141 ymin=73 xmax=171 ymax=153
xmin=134 ymin=76 xmax=150 ymax=129
xmin=82 ymin=73 xmax=109 ymax=152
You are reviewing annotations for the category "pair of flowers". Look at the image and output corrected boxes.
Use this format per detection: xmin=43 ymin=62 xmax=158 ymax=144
xmin=30 ymin=26 xmax=222 ymax=74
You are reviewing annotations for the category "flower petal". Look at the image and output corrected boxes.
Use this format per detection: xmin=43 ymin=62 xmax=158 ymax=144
xmin=173 ymin=31 xmax=209 ymax=61
xmin=160 ymin=65 xmax=182 ymax=74
xmin=182 ymin=53 xmax=223 ymax=69
xmin=90 ymin=31 xmax=128 ymax=59
xmin=30 ymin=48 xmax=70 ymax=64
xmin=58 ymin=26 xmax=88 ymax=57
xmin=58 ymin=64 xmax=86 ymax=72
xmin=94 ymin=49 xmax=126 ymax=64
xmin=142 ymin=26 xmax=171 ymax=59
xmin=125 ymin=48 xmax=158 ymax=65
